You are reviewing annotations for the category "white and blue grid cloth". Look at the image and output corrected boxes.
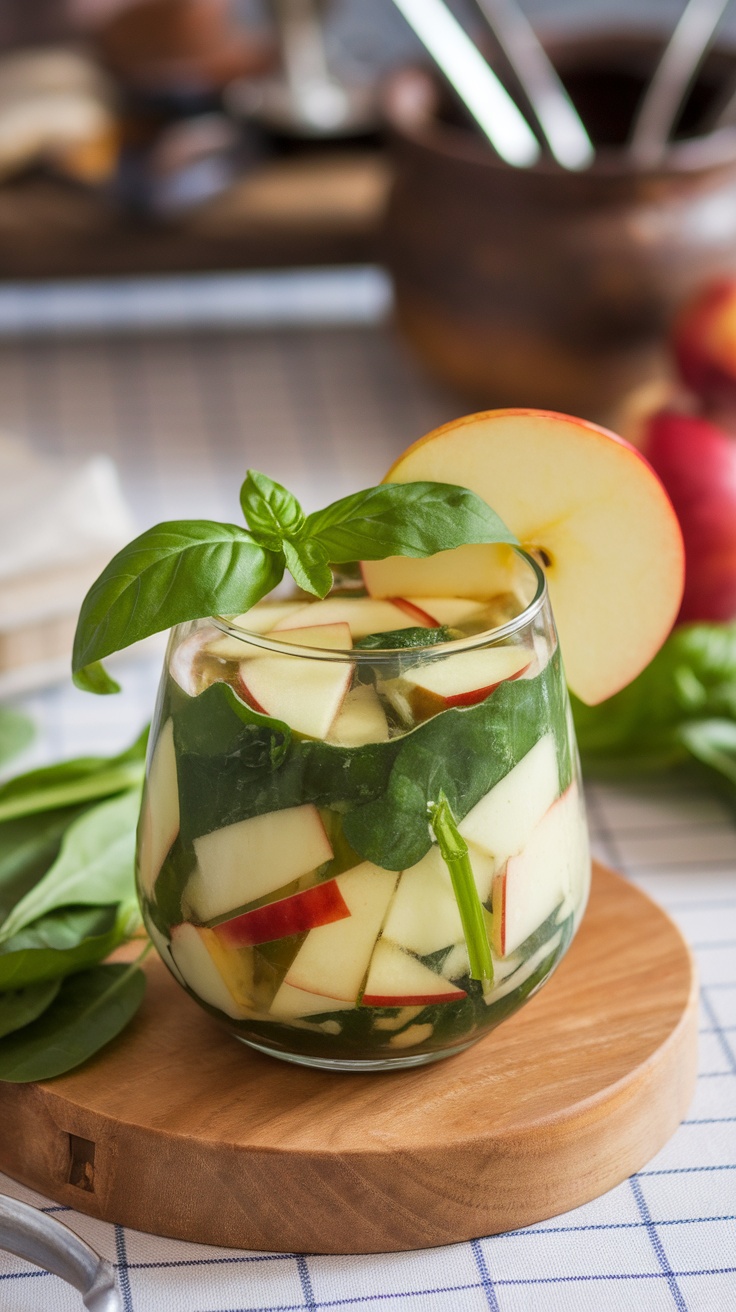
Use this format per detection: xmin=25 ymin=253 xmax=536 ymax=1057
xmin=0 ymin=302 xmax=733 ymax=1310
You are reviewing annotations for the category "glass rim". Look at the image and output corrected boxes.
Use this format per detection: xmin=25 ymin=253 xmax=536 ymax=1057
xmin=210 ymin=549 xmax=548 ymax=664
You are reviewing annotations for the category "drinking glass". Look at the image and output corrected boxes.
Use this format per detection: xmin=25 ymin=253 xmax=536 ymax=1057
xmin=137 ymin=550 xmax=590 ymax=1071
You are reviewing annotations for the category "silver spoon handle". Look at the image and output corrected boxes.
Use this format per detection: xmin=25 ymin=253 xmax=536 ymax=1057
xmin=472 ymin=0 xmax=593 ymax=169
xmin=391 ymin=0 xmax=540 ymax=167
xmin=630 ymin=0 xmax=732 ymax=165
xmin=0 ymin=1194 xmax=121 ymax=1311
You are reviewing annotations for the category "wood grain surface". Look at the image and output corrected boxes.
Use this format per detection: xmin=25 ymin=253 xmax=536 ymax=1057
xmin=0 ymin=862 xmax=697 ymax=1254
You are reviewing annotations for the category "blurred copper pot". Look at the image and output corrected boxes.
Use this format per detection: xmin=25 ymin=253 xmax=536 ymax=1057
xmin=98 ymin=0 xmax=274 ymax=91
xmin=382 ymin=32 xmax=736 ymax=424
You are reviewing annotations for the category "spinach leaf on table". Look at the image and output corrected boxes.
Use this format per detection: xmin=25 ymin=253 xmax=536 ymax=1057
xmin=0 ymin=725 xmax=148 ymax=823
xmin=0 ymin=903 xmax=134 ymax=990
xmin=0 ymin=808 xmax=87 ymax=924
xmin=0 ymin=962 xmax=147 ymax=1082
xmin=0 ymin=980 xmax=61 ymax=1039
xmin=0 ymin=789 xmax=141 ymax=941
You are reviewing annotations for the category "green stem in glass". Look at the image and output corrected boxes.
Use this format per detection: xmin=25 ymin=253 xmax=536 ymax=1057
xmin=427 ymin=791 xmax=493 ymax=988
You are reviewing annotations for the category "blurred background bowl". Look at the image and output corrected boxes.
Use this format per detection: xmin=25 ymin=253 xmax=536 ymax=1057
xmin=382 ymin=29 xmax=736 ymax=424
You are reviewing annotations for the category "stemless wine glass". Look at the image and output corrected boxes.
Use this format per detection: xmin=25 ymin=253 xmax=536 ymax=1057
xmin=136 ymin=549 xmax=590 ymax=1071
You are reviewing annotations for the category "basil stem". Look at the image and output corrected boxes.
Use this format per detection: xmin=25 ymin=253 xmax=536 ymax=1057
xmin=428 ymin=791 xmax=493 ymax=989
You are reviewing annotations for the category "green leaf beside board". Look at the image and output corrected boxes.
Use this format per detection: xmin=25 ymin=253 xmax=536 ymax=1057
xmin=571 ymin=621 xmax=736 ymax=791
xmin=0 ymin=789 xmax=141 ymax=942
xmin=0 ymin=727 xmax=150 ymax=1082
xmin=0 ymin=963 xmax=147 ymax=1082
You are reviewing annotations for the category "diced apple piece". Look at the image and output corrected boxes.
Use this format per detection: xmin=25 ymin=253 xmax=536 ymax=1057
xmin=215 ymin=620 xmax=351 ymax=665
xmin=273 ymin=597 xmax=429 ymax=638
xmin=406 ymin=597 xmax=487 ymax=627
xmin=390 ymin=597 xmax=440 ymax=627
xmin=137 ymin=719 xmax=179 ymax=899
xmin=169 ymin=923 xmax=248 ymax=1019
xmin=491 ymin=783 xmax=586 ymax=956
xmin=205 ymin=603 xmax=307 ymax=659
xmin=213 ymin=878 xmax=350 ymax=948
xmin=383 ymin=848 xmax=462 ymax=954
xmin=459 ymin=734 xmax=560 ymax=872
xmin=269 ymin=982 xmax=355 ymax=1020
xmin=228 ymin=602 xmax=305 ymax=633
xmin=282 ymin=862 xmax=398 ymax=1002
xmin=381 ymin=845 xmax=493 ymax=956
xmin=238 ymin=623 xmax=353 ymax=740
xmin=362 ymin=940 xmax=467 ymax=1007
xmin=327 ymin=683 xmax=389 ymax=747
xmin=484 ymin=929 xmax=563 ymax=1005
xmin=170 ymin=626 xmax=222 ymax=696
xmin=188 ymin=804 xmax=333 ymax=923
xmin=271 ymin=622 xmax=352 ymax=651
xmin=362 ymin=543 xmax=524 ymax=601
xmin=401 ymin=645 xmax=530 ymax=714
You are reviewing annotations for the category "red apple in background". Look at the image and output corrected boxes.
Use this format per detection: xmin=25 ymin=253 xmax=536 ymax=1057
xmin=643 ymin=409 xmax=736 ymax=623
xmin=672 ymin=280 xmax=736 ymax=408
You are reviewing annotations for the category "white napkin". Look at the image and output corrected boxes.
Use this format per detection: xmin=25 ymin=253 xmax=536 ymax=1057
xmin=0 ymin=435 xmax=136 ymax=691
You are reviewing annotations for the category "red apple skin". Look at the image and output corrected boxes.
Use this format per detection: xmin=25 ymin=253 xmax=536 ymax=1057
xmin=213 ymin=880 xmax=350 ymax=949
xmin=361 ymin=988 xmax=467 ymax=1008
xmin=672 ymin=280 xmax=736 ymax=406
xmin=643 ymin=409 xmax=736 ymax=623
xmin=390 ymin=598 xmax=439 ymax=627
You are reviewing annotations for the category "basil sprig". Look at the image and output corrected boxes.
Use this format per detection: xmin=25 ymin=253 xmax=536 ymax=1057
xmin=73 ymin=470 xmax=517 ymax=694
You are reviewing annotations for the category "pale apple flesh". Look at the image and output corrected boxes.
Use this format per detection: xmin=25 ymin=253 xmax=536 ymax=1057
xmin=362 ymin=940 xmax=467 ymax=1008
xmin=491 ymin=782 xmax=587 ymax=957
xmin=137 ymin=718 xmax=179 ymax=899
xmin=236 ymin=622 xmax=353 ymax=740
xmin=280 ymin=863 xmax=398 ymax=1004
xmin=368 ymin=409 xmax=684 ymax=706
xmin=188 ymin=804 xmax=334 ymax=923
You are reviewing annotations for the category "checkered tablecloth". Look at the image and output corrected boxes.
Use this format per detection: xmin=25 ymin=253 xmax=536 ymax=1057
xmin=0 ymin=297 xmax=733 ymax=1309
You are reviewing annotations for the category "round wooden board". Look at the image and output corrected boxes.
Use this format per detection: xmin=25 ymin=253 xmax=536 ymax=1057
xmin=0 ymin=863 xmax=697 ymax=1254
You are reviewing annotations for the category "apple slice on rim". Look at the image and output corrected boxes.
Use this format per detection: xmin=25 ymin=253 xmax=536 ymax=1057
xmin=362 ymin=409 xmax=684 ymax=705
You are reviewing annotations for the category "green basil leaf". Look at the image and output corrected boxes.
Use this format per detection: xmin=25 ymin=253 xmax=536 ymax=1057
xmin=0 ymin=790 xmax=140 ymax=942
xmin=240 ymin=470 xmax=306 ymax=547
xmin=0 ymin=962 xmax=146 ymax=1082
xmin=74 ymin=661 xmax=121 ymax=696
xmin=0 ymin=707 xmax=34 ymax=769
xmin=0 ymin=904 xmax=131 ymax=990
xmin=73 ymin=521 xmax=283 ymax=689
xmin=0 ymin=725 xmax=148 ymax=824
xmin=304 ymin=482 xmax=518 ymax=562
xmin=282 ymin=538 xmax=332 ymax=597
xmin=0 ymin=980 xmax=61 ymax=1039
